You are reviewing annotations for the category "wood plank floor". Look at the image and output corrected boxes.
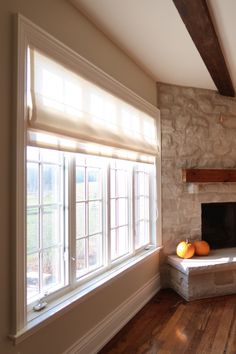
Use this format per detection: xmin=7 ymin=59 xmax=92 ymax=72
xmin=99 ymin=289 xmax=236 ymax=354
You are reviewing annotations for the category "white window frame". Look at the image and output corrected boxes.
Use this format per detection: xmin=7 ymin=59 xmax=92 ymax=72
xmin=13 ymin=13 xmax=162 ymax=340
xmin=26 ymin=151 xmax=157 ymax=307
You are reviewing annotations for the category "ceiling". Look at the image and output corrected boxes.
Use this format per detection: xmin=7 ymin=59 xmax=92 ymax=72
xmin=71 ymin=0 xmax=236 ymax=94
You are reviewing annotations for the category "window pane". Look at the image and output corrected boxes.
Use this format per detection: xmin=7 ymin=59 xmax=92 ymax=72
xmin=117 ymin=170 xmax=127 ymax=197
xmin=118 ymin=199 xmax=127 ymax=226
xmin=76 ymin=203 xmax=85 ymax=237
xmin=136 ymin=197 xmax=149 ymax=221
xmin=76 ymin=167 xmax=85 ymax=201
xmin=41 ymin=149 xmax=60 ymax=163
xmin=76 ymin=238 xmax=86 ymax=276
xmin=88 ymin=168 xmax=101 ymax=200
xmin=145 ymin=221 xmax=149 ymax=239
xmin=86 ymin=156 xmax=102 ymax=168
xmin=118 ymin=226 xmax=128 ymax=256
xmin=42 ymin=247 xmax=62 ymax=290
xmin=111 ymin=229 xmax=117 ymax=260
xmin=27 ymin=253 xmax=39 ymax=300
xmin=135 ymin=164 xmax=151 ymax=251
xmin=27 ymin=162 xmax=39 ymax=205
xmin=138 ymin=197 xmax=145 ymax=220
xmin=27 ymin=208 xmax=39 ymax=253
xmin=138 ymin=172 xmax=145 ymax=195
xmin=135 ymin=222 xmax=141 ymax=249
xmin=111 ymin=227 xmax=129 ymax=260
xmin=116 ymin=160 xmax=129 ymax=170
xmin=27 ymin=146 xmax=39 ymax=161
xmin=110 ymin=199 xmax=116 ymax=228
xmin=144 ymin=197 xmax=149 ymax=220
xmin=89 ymin=234 xmax=102 ymax=269
xmin=139 ymin=220 xmax=145 ymax=239
xmin=144 ymin=174 xmax=149 ymax=195
xmin=42 ymin=164 xmax=59 ymax=204
xmin=76 ymin=155 xmax=85 ymax=166
xmin=89 ymin=201 xmax=101 ymax=235
xmin=42 ymin=206 xmax=60 ymax=247
xmin=136 ymin=221 xmax=149 ymax=249
xmin=110 ymin=169 xmax=116 ymax=198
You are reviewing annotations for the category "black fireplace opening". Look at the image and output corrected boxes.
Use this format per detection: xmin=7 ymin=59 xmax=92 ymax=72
xmin=201 ymin=202 xmax=236 ymax=249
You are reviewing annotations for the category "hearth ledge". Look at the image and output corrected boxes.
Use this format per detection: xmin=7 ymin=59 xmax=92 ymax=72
xmin=166 ymin=248 xmax=236 ymax=301
xmin=167 ymin=247 xmax=236 ymax=275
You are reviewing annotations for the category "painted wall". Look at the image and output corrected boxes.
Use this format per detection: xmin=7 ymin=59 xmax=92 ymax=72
xmin=0 ymin=1 xmax=158 ymax=353
xmin=158 ymin=82 xmax=236 ymax=259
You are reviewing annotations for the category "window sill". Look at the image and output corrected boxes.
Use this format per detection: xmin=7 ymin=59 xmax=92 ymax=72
xmin=10 ymin=246 xmax=162 ymax=345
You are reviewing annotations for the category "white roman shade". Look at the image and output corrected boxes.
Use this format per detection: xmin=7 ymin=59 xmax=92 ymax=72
xmin=28 ymin=48 xmax=159 ymax=162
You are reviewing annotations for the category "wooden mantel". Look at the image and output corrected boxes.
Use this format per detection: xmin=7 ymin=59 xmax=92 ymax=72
xmin=182 ymin=169 xmax=236 ymax=183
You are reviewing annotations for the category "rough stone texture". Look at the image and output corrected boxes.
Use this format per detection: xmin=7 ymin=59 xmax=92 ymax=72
xmin=166 ymin=249 xmax=236 ymax=300
xmin=157 ymin=83 xmax=236 ymax=256
xmin=166 ymin=266 xmax=236 ymax=301
xmin=214 ymin=271 xmax=234 ymax=285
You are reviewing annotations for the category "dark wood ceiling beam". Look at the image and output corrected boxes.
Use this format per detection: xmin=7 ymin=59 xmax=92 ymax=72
xmin=172 ymin=0 xmax=235 ymax=97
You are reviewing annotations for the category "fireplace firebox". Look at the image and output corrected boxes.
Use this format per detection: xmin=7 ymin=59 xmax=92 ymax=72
xmin=201 ymin=202 xmax=236 ymax=249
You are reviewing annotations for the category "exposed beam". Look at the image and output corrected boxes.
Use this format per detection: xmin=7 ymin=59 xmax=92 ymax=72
xmin=172 ymin=0 xmax=235 ymax=97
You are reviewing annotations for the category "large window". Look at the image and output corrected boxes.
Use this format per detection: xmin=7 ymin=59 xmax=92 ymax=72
xmin=15 ymin=16 xmax=161 ymax=334
xmin=26 ymin=147 xmax=155 ymax=305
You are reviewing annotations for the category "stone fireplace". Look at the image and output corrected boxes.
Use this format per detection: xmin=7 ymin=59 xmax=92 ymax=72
xmin=157 ymin=82 xmax=236 ymax=299
xmin=157 ymin=82 xmax=236 ymax=255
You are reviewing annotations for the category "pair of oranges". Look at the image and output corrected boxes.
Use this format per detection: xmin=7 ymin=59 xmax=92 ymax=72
xmin=176 ymin=240 xmax=210 ymax=259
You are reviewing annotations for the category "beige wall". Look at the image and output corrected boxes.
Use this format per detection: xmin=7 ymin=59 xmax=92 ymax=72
xmin=0 ymin=1 xmax=158 ymax=353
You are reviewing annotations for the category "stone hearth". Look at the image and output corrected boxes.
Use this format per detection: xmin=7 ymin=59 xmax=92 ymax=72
xmin=167 ymin=248 xmax=236 ymax=300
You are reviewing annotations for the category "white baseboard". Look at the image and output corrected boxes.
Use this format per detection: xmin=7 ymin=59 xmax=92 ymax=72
xmin=64 ymin=273 xmax=161 ymax=354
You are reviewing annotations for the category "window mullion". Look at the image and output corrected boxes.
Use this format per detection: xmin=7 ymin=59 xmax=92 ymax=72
xmin=39 ymin=154 xmax=43 ymax=295
xmin=63 ymin=155 xmax=69 ymax=287
xmin=107 ymin=163 xmax=111 ymax=267
xmin=68 ymin=155 xmax=76 ymax=288
xmin=85 ymin=165 xmax=89 ymax=271
xmin=115 ymin=168 xmax=118 ymax=258
xmin=148 ymin=170 xmax=152 ymax=245
xmin=131 ymin=166 xmax=135 ymax=254
xmin=149 ymin=163 xmax=156 ymax=246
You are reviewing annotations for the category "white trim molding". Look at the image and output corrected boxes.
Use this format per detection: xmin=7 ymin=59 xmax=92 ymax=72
xmin=64 ymin=273 xmax=161 ymax=354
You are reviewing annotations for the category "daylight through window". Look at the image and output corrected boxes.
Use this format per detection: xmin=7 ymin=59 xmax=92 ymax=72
xmin=24 ymin=44 xmax=159 ymax=314
xmin=26 ymin=147 xmax=156 ymax=305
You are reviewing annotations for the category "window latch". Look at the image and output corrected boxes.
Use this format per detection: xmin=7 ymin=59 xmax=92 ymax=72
xmin=33 ymin=293 xmax=48 ymax=312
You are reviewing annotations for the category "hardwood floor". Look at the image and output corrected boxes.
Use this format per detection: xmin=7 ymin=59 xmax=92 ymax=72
xmin=99 ymin=289 xmax=236 ymax=354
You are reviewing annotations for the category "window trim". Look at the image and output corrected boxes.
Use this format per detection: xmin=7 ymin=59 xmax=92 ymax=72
xmin=13 ymin=13 xmax=161 ymax=338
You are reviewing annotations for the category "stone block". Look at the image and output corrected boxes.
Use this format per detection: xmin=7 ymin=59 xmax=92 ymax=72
xmin=214 ymin=271 xmax=234 ymax=286
xmin=198 ymin=97 xmax=213 ymax=113
xmin=166 ymin=248 xmax=236 ymax=300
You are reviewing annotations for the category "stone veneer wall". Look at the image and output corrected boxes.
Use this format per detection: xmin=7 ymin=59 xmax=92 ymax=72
xmin=157 ymin=82 xmax=236 ymax=257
